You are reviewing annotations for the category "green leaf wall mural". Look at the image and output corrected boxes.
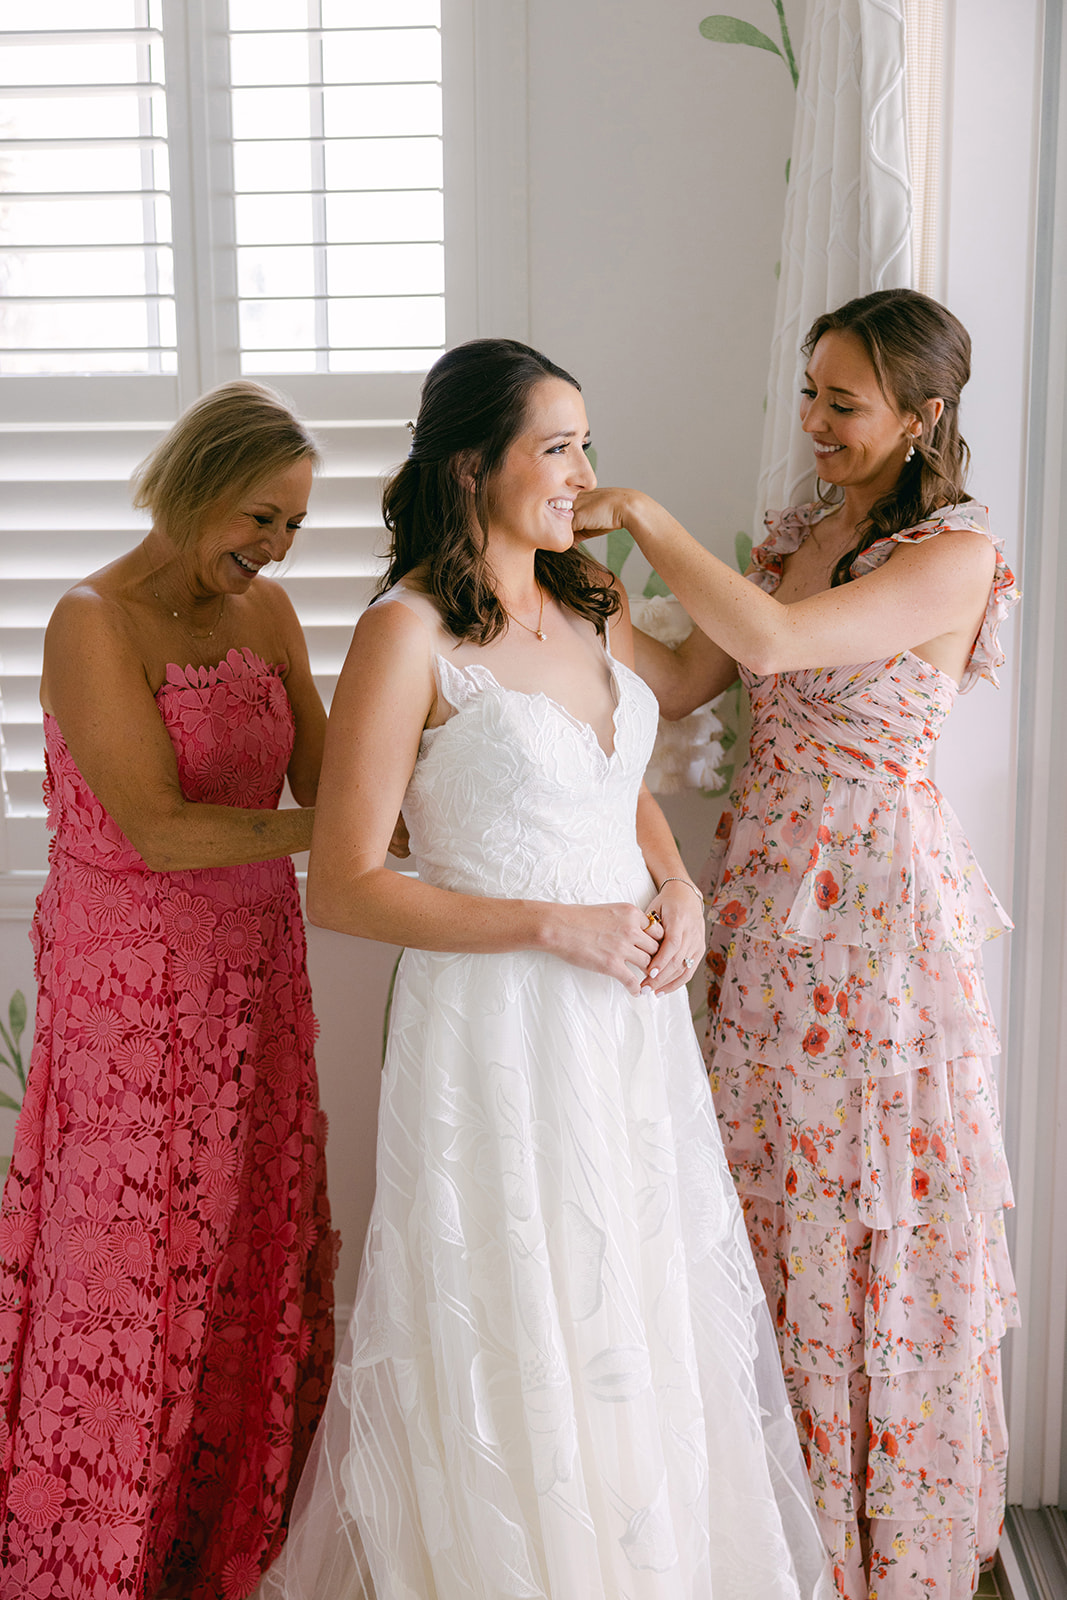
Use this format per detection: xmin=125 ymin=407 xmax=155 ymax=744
xmin=699 ymin=2 xmax=798 ymax=87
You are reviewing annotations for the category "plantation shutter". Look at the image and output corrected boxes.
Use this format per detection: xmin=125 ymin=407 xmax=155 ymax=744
xmin=0 ymin=0 xmax=444 ymax=874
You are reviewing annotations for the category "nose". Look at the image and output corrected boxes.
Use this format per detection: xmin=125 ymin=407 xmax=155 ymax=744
xmin=800 ymin=395 xmax=829 ymax=435
xmin=266 ymin=523 xmax=297 ymax=561
xmin=573 ymin=451 xmax=597 ymax=491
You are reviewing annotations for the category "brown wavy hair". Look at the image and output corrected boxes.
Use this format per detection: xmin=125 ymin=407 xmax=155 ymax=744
xmin=803 ymin=290 xmax=972 ymax=587
xmin=377 ymin=338 xmax=620 ymax=641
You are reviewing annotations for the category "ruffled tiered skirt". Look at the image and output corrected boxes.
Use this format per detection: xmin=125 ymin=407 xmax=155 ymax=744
xmin=701 ymin=763 xmax=1019 ymax=1599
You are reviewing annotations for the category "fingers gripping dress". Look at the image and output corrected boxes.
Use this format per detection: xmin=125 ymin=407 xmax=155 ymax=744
xmin=262 ymin=634 xmax=833 ymax=1600
xmin=0 ymin=648 xmax=337 ymax=1600
xmin=701 ymin=505 xmax=1021 ymax=1598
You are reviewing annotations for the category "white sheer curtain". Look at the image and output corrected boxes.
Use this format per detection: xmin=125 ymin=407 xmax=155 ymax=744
xmin=755 ymin=0 xmax=913 ymax=524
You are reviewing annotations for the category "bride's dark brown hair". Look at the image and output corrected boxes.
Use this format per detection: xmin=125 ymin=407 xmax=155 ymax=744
xmin=804 ymin=289 xmax=972 ymax=587
xmin=377 ymin=338 xmax=620 ymax=641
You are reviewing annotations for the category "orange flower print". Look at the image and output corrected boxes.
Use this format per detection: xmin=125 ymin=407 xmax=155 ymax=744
xmin=799 ymin=1133 xmax=818 ymax=1166
xmin=719 ymin=900 xmax=747 ymax=928
xmin=785 ymin=1167 xmax=798 ymax=1195
xmin=813 ymin=1424 xmax=831 ymax=1454
xmin=814 ymin=870 xmax=841 ymax=909
xmin=802 ymin=1024 xmax=829 ymax=1056
xmin=813 ymin=984 xmax=834 ymax=1015
xmin=715 ymin=810 xmax=734 ymax=842
xmin=911 ymin=1171 xmax=930 ymax=1198
xmin=884 ymin=757 xmax=908 ymax=781
xmin=910 ymin=1127 xmax=929 ymax=1157
xmin=931 ymin=1131 xmax=948 ymax=1163
xmin=836 ymin=991 xmax=848 ymax=1017
xmin=782 ymin=812 xmax=812 ymax=846
xmin=882 ymin=1430 xmax=899 ymax=1458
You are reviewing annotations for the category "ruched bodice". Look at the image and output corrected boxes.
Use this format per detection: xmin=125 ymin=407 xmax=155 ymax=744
xmin=706 ymin=647 xmax=1010 ymax=957
xmin=404 ymin=652 xmax=657 ymax=905
xmin=746 ymin=651 xmax=951 ymax=784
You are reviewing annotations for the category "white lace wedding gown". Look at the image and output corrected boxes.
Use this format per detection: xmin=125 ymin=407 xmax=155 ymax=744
xmin=260 ymin=611 xmax=831 ymax=1600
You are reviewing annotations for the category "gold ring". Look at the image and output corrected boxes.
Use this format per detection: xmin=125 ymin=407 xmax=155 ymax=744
xmin=646 ymin=911 xmax=662 ymax=931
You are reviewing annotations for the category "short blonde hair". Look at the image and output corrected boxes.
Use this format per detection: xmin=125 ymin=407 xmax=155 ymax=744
xmin=131 ymin=380 xmax=320 ymax=548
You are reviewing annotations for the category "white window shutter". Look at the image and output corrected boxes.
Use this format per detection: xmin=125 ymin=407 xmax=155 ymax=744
xmin=0 ymin=2 xmax=447 ymax=874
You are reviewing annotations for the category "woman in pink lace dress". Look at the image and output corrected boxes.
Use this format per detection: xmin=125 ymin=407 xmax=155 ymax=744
xmin=0 ymin=382 xmax=337 ymax=1600
xmin=573 ymin=290 xmax=1020 ymax=1599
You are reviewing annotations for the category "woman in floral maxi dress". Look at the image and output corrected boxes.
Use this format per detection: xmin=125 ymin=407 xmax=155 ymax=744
xmin=0 ymin=382 xmax=337 ymax=1600
xmin=572 ymin=289 xmax=1020 ymax=1599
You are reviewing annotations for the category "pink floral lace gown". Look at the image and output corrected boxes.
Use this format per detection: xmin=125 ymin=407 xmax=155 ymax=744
xmin=0 ymin=648 xmax=337 ymax=1600
xmin=701 ymin=505 xmax=1020 ymax=1600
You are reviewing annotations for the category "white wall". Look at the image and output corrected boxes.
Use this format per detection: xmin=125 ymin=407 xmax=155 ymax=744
xmin=936 ymin=0 xmax=1042 ymax=1033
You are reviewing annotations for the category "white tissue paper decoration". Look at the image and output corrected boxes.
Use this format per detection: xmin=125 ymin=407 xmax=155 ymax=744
xmin=629 ymin=596 xmax=727 ymax=795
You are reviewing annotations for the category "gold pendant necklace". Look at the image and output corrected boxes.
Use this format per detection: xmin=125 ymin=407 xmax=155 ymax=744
xmin=505 ymin=586 xmax=547 ymax=641
xmin=153 ymin=585 xmax=226 ymax=640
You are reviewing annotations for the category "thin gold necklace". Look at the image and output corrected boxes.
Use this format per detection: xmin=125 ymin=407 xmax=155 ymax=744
xmin=505 ymin=586 xmax=547 ymax=641
xmin=145 ymin=543 xmax=226 ymax=641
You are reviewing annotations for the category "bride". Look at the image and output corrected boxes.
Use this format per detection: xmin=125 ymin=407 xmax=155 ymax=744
xmin=259 ymin=338 xmax=831 ymax=1599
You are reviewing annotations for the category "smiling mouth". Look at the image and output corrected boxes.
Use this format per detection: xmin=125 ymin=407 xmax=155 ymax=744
xmin=547 ymin=499 xmax=574 ymax=513
xmin=231 ymin=552 xmax=262 ymax=574
xmin=813 ymin=443 xmax=845 ymax=458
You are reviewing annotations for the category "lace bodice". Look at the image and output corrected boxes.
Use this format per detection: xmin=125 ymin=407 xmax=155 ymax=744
xmin=403 ymin=652 xmax=660 ymax=906
xmin=42 ymin=646 xmax=294 ymax=877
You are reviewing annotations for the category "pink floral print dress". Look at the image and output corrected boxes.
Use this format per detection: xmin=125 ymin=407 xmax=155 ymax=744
xmin=701 ymin=504 xmax=1020 ymax=1600
xmin=0 ymin=648 xmax=337 ymax=1600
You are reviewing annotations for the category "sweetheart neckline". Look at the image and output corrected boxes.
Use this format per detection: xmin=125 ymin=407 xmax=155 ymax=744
xmin=427 ymin=651 xmax=650 ymax=763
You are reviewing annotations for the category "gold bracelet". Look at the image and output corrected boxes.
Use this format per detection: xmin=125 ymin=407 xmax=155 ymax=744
xmin=657 ymin=876 xmax=703 ymax=903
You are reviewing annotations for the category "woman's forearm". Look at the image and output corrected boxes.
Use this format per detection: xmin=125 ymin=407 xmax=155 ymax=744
xmin=134 ymin=801 xmax=315 ymax=872
xmin=622 ymin=496 xmax=784 ymax=673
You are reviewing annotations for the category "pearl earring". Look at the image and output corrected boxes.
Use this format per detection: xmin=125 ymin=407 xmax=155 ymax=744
xmin=905 ymin=433 xmax=918 ymax=464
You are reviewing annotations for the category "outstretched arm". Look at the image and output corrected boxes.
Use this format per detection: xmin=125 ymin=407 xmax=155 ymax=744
xmin=575 ymin=489 xmax=996 ymax=681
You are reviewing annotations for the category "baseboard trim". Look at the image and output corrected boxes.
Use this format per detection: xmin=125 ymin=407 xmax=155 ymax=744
xmin=999 ymin=1506 xmax=1067 ymax=1600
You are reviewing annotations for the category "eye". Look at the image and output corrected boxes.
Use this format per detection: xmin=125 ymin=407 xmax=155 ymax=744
xmin=799 ymin=387 xmax=815 ymax=399
xmin=583 ymin=440 xmax=592 ymax=454
xmin=287 ymin=519 xmax=305 ymax=531
xmin=830 ymin=403 xmax=854 ymax=415
xmin=253 ymin=513 xmax=273 ymax=526
xmin=546 ymin=442 xmax=567 ymax=455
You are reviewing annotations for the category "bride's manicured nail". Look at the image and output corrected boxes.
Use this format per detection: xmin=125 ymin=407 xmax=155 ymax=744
xmin=649 ymin=967 xmax=659 ymax=979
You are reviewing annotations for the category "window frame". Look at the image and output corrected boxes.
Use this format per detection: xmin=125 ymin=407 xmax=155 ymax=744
xmin=0 ymin=0 xmax=530 ymax=887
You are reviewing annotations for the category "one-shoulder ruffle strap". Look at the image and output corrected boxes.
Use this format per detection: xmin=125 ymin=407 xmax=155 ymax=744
xmin=753 ymin=502 xmax=1020 ymax=693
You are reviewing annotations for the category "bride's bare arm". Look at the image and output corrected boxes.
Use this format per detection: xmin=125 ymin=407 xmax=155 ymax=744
xmin=610 ymin=588 xmax=706 ymax=995
xmin=306 ymin=600 xmax=664 ymax=994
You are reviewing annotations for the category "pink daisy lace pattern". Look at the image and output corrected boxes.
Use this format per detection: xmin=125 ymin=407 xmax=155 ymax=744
xmin=0 ymin=649 xmax=338 ymax=1600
